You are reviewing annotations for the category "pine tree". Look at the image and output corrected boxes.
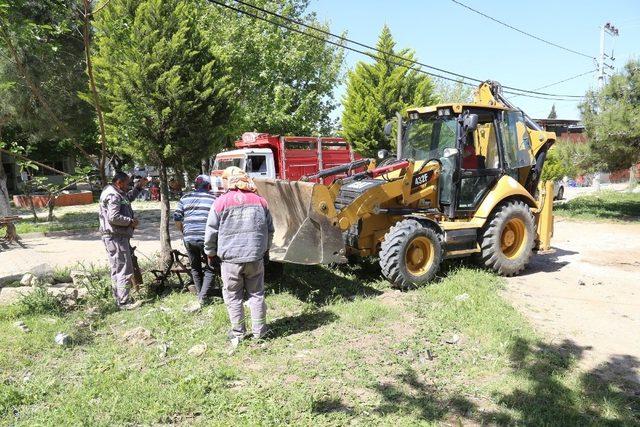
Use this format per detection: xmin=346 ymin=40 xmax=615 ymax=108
xmin=341 ymin=25 xmax=437 ymax=157
xmin=548 ymin=104 xmax=557 ymax=119
xmin=94 ymin=0 xmax=233 ymax=265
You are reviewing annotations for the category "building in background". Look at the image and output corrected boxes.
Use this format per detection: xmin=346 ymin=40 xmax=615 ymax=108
xmin=1 ymin=151 xmax=75 ymax=194
xmin=535 ymin=119 xmax=586 ymax=143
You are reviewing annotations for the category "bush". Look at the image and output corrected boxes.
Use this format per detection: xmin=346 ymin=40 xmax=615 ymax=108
xmin=16 ymin=287 xmax=64 ymax=317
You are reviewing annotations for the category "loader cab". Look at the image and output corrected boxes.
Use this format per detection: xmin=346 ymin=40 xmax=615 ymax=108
xmin=402 ymin=106 xmax=535 ymax=218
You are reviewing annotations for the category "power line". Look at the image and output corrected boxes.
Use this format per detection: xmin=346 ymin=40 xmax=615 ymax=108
xmin=450 ymin=0 xmax=595 ymax=61
xmin=228 ymin=0 xmax=483 ymax=85
xmin=531 ymin=69 xmax=597 ymax=91
xmin=220 ymin=0 xmax=585 ymax=99
xmin=508 ymin=69 xmax=596 ymax=100
xmin=209 ymin=0 xmax=477 ymax=86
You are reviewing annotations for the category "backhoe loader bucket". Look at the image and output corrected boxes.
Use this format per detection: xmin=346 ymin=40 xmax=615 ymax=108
xmin=254 ymin=178 xmax=346 ymax=265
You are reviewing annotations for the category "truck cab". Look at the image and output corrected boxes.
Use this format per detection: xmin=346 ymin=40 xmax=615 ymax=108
xmin=213 ymin=148 xmax=277 ymax=180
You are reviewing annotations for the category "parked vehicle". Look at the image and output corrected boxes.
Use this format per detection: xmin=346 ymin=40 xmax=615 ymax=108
xmin=554 ymin=181 xmax=564 ymax=200
xmin=211 ymin=133 xmax=363 ymax=191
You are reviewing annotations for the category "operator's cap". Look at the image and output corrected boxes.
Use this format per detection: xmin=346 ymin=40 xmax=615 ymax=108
xmin=194 ymin=174 xmax=211 ymax=190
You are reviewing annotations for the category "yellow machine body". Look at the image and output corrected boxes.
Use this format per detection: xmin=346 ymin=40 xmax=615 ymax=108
xmin=255 ymin=81 xmax=556 ymax=270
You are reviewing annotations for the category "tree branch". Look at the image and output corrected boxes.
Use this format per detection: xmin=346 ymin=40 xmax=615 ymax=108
xmin=0 ymin=19 xmax=97 ymax=165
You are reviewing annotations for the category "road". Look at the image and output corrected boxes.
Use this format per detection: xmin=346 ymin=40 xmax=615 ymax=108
xmin=504 ymin=218 xmax=640 ymax=386
xmin=0 ymin=214 xmax=183 ymax=283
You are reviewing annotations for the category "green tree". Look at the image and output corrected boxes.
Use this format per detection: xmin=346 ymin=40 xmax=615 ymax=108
xmin=0 ymin=0 xmax=98 ymax=171
xmin=341 ymin=25 xmax=437 ymax=157
xmin=581 ymin=60 xmax=640 ymax=188
xmin=94 ymin=0 xmax=233 ymax=264
xmin=548 ymin=104 xmax=557 ymax=119
xmin=434 ymin=79 xmax=473 ymax=103
xmin=202 ymin=0 xmax=344 ymax=137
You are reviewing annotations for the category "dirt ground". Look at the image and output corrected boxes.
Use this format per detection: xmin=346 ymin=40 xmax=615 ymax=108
xmin=504 ymin=218 xmax=640 ymax=386
xmin=0 ymin=213 xmax=183 ymax=283
xmin=2 ymin=202 xmax=639 ymax=387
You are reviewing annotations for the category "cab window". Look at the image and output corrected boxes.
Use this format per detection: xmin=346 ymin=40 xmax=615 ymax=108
xmin=246 ymin=155 xmax=267 ymax=173
xmin=500 ymin=111 xmax=534 ymax=169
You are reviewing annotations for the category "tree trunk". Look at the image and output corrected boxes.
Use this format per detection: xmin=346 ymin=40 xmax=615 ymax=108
xmin=82 ymin=0 xmax=108 ymax=188
xmin=0 ymin=158 xmax=9 ymax=217
xmin=158 ymin=162 xmax=173 ymax=268
xmin=0 ymin=118 xmax=11 ymax=216
xmin=629 ymin=164 xmax=638 ymax=191
xmin=27 ymin=191 xmax=37 ymax=222
xmin=47 ymin=194 xmax=56 ymax=222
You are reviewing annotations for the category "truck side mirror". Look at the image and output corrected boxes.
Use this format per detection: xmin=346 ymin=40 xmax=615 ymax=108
xmin=463 ymin=114 xmax=479 ymax=132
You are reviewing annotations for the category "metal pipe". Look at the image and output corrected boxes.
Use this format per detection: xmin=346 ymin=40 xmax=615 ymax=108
xmin=303 ymin=158 xmax=371 ymax=181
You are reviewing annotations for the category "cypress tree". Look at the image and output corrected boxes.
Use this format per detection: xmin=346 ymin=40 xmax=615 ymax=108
xmin=341 ymin=25 xmax=436 ymax=157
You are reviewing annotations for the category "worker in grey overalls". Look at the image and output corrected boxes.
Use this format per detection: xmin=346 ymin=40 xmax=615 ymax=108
xmin=98 ymin=171 xmax=148 ymax=308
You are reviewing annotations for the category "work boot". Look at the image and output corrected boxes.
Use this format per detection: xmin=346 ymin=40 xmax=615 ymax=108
xmin=119 ymin=300 xmax=143 ymax=311
xmin=252 ymin=327 xmax=273 ymax=342
xmin=227 ymin=329 xmax=246 ymax=352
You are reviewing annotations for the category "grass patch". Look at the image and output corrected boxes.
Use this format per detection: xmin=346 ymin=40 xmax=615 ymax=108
xmin=14 ymin=211 xmax=97 ymax=234
xmin=13 ymin=201 xmax=172 ymax=235
xmin=555 ymin=190 xmax=640 ymax=222
xmin=0 ymin=265 xmax=637 ymax=425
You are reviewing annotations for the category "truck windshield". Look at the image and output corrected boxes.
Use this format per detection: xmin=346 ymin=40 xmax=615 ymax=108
xmin=403 ymin=115 xmax=457 ymax=161
xmin=214 ymin=157 xmax=243 ymax=171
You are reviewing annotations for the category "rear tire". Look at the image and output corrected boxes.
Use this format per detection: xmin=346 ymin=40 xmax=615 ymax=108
xmin=379 ymin=220 xmax=442 ymax=289
xmin=478 ymin=200 xmax=535 ymax=276
xmin=556 ymin=186 xmax=564 ymax=200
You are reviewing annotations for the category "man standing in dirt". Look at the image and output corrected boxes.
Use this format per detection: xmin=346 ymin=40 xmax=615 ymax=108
xmin=98 ymin=171 xmax=148 ymax=308
xmin=174 ymin=175 xmax=217 ymax=308
xmin=204 ymin=167 xmax=274 ymax=345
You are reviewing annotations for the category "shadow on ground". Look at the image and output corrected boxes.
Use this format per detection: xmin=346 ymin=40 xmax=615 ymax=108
xmin=268 ymin=261 xmax=383 ymax=307
xmin=335 ymin=338 xmax=640 ymax=424
xmin=269 ymin=310 xmax=338 ymax=339
xmin=518 ymin=247 xmax=578 ymax=276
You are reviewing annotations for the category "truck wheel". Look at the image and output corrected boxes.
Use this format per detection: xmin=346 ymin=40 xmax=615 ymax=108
xmin=379 ymin=220 xmax=442 ymax=289
xmin=478 ymin=200 xmax=535 ymax=276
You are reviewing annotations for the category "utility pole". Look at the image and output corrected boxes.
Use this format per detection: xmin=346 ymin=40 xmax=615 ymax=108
xmin=598 ymin=22 xmax=619 ymax=88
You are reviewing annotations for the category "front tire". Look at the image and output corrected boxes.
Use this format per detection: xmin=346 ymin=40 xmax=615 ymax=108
xmin=379 ymin=220 xmax=442 ymax=289
xmin=478 ymin=200 xmax=535 ymax=276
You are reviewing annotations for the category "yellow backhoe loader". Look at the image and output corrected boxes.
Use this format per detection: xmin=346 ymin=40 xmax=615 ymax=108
xmin=255 ymin=81 xmax=556 ymax=288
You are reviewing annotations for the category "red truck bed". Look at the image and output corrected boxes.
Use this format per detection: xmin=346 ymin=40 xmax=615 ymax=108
xmin=235 ymin=133 xmax=361 ymax=183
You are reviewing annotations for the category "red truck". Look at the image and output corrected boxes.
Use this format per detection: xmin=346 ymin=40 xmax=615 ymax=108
xmin=211 ymin=132 xmax=363 ymax=187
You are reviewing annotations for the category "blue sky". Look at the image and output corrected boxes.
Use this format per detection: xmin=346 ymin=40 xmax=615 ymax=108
xmin=309 ymin=0 xmax=640 ymax=120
